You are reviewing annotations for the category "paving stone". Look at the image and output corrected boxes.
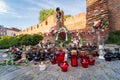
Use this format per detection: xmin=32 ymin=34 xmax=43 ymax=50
xmin=0 ymin=49 xmax=120 ymax=80
xmin=94 ymin=65 xmax=109 ymax=80
xmin=87 ymin=66 xmax=98 ymax=80
xmin=44 ymin=74 xmax=57 ymax=80
xmin=80 ymin=68 xmax=90 ymax=80
xmin=13 ymin=74 xmax=34 ymax=80
xmin=1 ymin=66 xmax=32 ymax=80
xmin=101 ymin=67 xmax=118 ymax=80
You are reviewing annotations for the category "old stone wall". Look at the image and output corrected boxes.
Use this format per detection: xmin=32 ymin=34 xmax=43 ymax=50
xmin=17 ymin=0 xmax=120 ymax=36
xmin=86 ymin=0 xmax=109 ymax=29
xmin=86 ymin=0 xmax=120 ymax=31
xmin=17 ymin=13 xmax=86 ymax=35
xmin=107 ymin=0 xmax=120 ymax=31
xmin=17 ymin=14 xmax=56 ymax=35
xmin=65 ymin=13 xmax=86 ymax=31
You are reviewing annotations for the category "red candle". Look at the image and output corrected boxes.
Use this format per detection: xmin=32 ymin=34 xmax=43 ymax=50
xmin=60 ymin=61 xmax=69 ymax=72
xmin=50 ymin=56 xmax=56 ymax=64
xmin=56 ymin=50 xmax=65 ymax=66
xmin=80 ymin=51 xmax=87 ymax=59
xmin=88 ymin=58 xmax=95 ymax=65
xmin=71 ymin=50 xmax=78 ymax=67
xmin=82 ymin=59 xmax=88 ymax=68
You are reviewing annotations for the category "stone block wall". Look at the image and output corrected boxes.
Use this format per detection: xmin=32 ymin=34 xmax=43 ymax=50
xmin=17 ymin=14 xmax=56 ymax=35
xmin=17 ymin=12 xmax=86 ymax=35
xmin=65 ymin=13 xmax=86 ymax=31
xmin=107 ymin=0 xmax=120 ymax=31
xmin=86 ymin=0 xmax=109 ymax=29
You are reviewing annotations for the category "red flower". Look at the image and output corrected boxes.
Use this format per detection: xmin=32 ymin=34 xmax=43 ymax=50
xmin=58 ymin=32 xmax=66 ymax=40
xmin=94 ymin=20 xmax=102 ymax=29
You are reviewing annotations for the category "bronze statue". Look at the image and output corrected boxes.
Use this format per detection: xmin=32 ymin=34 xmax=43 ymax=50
xmin=56 ymin=7 xmax=64 ymax=28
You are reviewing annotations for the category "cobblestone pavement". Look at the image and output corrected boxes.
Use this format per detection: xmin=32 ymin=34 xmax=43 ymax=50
xmin=0 ymin=49 xmax=120 ymax=80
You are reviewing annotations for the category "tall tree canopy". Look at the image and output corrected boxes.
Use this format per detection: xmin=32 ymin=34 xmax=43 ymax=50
xmin=64 ymin=15 xmax=72 ymax=20
xmin=39 ymin=8 xmax=72 ymax=23
xmin=39 ymin=9 xmax=54 ymax=23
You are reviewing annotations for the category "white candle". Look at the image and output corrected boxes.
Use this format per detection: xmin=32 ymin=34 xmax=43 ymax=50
xmin=39 ymin=61 xmax=46 ymax=71
xmin=2 ymin=53 xmax=8 ymax=58
xmin=98 ymin=44 xmax=105 ymax=59
xmin=64 ymin=53 xmax=68 ymax=61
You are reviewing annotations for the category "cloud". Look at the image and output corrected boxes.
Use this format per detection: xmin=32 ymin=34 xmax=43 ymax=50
xmin=26 ymin=0 xmax=86 ymax=15
xmin=25 ymin=0 xmax=51 ymax=9
xmin=41 ymin=0 xmax=86 ymax=15
xmin=0 ymin=0 xmax=23 ymax=18
xmin=0 ymin=0 xmax=8 ymax=14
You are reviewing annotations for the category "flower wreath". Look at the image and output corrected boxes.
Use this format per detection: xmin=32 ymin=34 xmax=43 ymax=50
xmin=49 ymin=26 xmax=71 ymax=45
xmin=55 ymin=27 xmax=68 ymax=41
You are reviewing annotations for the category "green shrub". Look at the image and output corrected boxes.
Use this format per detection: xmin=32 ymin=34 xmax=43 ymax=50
xmin=105 ymin=30 xmax=120 ymax=45
xmin=0 ymin=34 xmax=43 ymax=49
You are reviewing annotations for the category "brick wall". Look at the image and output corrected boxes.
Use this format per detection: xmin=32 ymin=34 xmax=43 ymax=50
xmin=86 ymin=0 xmax=109 ymax=29
xmin=65 ymin=13 xmax=86 ymax=31
xmin=17 ymin=12 xmax=86 ymax=35
xmin=107 ymin=0 xmax=120 ymax=31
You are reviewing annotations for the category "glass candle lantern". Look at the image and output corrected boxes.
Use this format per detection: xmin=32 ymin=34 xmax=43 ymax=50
xmin=56 ymin=50 xmax=65 ymax=66
xmin=88 ymin=55 xmax=95 ymax=65
xmin=60 ymin=61 xmax=69 ymax=72
xmin=22 ymin=53 xmax=26 ymax=60
xmin=114 ymin=48 xmax=119 ymax=53
xmin=2 ymin=52 xmax=8 ymax=58
xmin=71 ymin=50 xmax=78 ymax=67
xmin=80 ymin=51 xmax=87 ymax=61
xmin=81 ymin=59 xmax=88 ymax=68
xmin=92 ymin=50 xmax=99 ymax=57
xmin=39 ymin=61 xmax=46 ymax=71
xmin=50 ymin=56 xmax=56 ymax=64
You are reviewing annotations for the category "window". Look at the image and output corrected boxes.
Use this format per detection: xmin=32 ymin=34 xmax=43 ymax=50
xmin=45 ymin=21 xmax=48 ymax=25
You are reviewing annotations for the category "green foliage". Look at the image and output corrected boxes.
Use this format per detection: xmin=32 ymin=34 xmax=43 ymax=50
xmin=64 ymin=15 xmax=72 ymax=20
xmin=55 ymin=26 xmax=71 ymax=45
xmin=0 ymin=34 xmax=43 ymax=49
xmin=31 ymin=34 xmax=43 ymax=45
xmin=18 ymin=34 xmax=32 ymax=46
xmin=105 ymin=30 xmax=120 ymax=45
xmin=39 ymin=9 xmax=54 ymax=23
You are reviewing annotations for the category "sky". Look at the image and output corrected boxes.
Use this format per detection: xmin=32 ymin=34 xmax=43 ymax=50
xmin=0 ymin=0 xmax=86 ymax=30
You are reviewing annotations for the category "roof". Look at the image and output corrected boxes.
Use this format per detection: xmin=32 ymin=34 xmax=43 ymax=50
xmin=6 ymin=27 xmax=21 ymax=32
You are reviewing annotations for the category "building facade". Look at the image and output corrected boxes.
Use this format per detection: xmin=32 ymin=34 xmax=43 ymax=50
xmin=0 ymin=25 xmax=20 ymax=36
xmin=0 ymin=25 xmax=7 ymax=36
xmin=6 ymin=27 xmax=21 ymax=36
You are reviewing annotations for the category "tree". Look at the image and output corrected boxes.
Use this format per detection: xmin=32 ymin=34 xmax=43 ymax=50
xmin=64 ymin=15 xmax=72 ymax=20
xmin=39 ymin=9 xmax=54 ymax=23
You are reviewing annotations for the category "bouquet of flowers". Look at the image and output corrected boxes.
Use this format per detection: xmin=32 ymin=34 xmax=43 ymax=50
xmin=93 ymin=18 xmax=106 ymax=30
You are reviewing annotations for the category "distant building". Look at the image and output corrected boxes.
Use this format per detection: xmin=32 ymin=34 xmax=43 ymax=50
xmin=0 ymin=25 xmax=7 ymax=36
xmin=6 ymin=27 xmax=21 ymax=36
